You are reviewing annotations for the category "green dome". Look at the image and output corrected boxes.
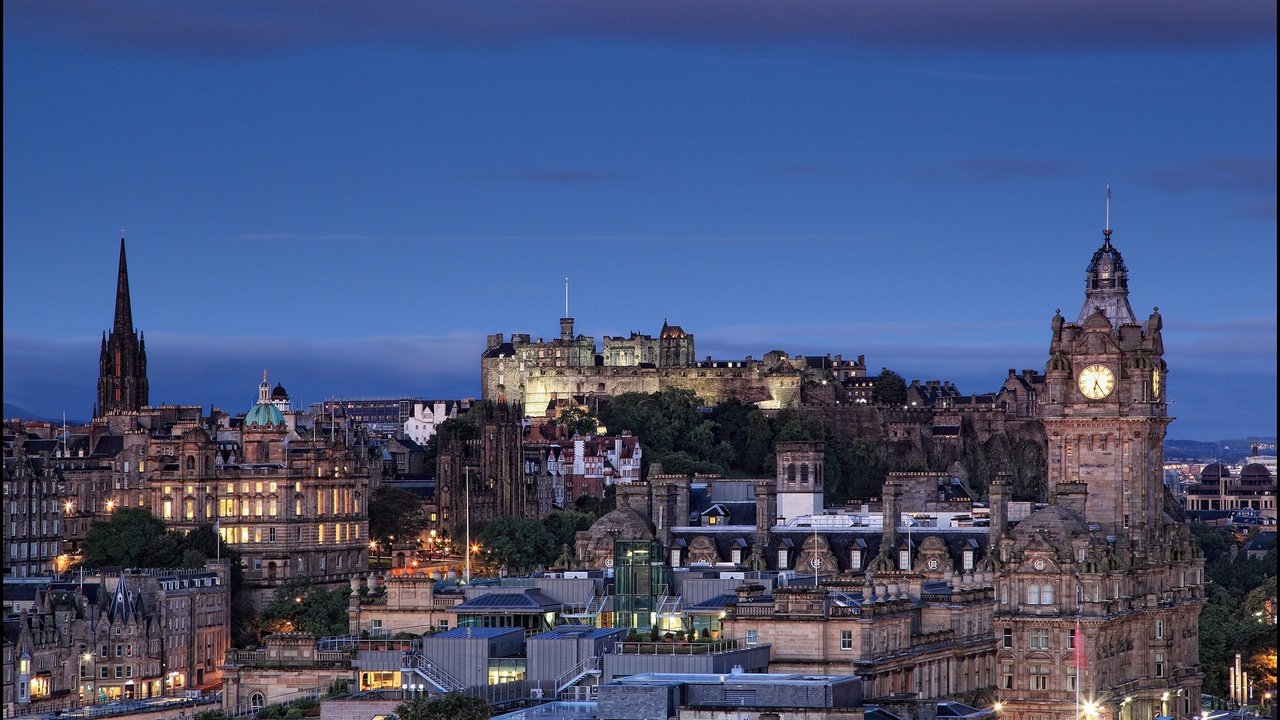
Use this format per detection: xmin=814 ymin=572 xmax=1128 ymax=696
xmin=245 ymin=402 xmax=285 ymax=428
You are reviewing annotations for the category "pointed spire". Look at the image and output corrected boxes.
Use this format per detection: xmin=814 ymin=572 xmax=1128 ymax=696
xmin=113 ymin=236 xmax=134 ymax=335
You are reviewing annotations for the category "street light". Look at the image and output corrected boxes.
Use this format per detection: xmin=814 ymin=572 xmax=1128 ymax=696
xmin=464 ymin=467 xmax=472 ymax=584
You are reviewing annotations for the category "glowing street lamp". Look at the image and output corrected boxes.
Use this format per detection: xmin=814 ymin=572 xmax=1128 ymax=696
xmin=105 ymin=499 xmax=116 ymax=512
xmin=64 ymin=500 xmax=75 ymax=514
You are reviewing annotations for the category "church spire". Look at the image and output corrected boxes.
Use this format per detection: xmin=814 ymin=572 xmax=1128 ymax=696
xmin=97 ymin=232 xmax=148 ymax=416
xmin=114 ymin=235 xmax=134 ymax=336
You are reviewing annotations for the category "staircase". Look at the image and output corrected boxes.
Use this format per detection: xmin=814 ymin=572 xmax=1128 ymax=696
xmin=401 ymin=650 xmax=468 ymax=693
xmin=561 ymin=595 xmax=605 ymax=624
xmin=656 ymin=594 xmax=683 ymax=617
xmin=554 ymin=655 xmax=601 ymax=699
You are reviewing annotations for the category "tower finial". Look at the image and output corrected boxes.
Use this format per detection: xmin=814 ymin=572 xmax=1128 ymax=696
xmin=1104 ymin=183 xmax=1112 ymax=240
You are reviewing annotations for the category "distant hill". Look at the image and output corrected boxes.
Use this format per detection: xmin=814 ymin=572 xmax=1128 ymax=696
xmin=4 ymin=402 xmax=42 ymax=420
xmin=3 ymin=403 xmax=87 ymax=425
xmin=1166 ymin=437 xmax=1277 ymax=463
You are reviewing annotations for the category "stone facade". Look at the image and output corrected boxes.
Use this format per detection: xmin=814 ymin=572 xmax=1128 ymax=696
xmin=481 ymin=318 xmax=809 ymax=416
xmin=2 ymin=426 xmax=65 ymax=578
xmin=220 ymin=634 xmax=351 ymax=716
xmin=435 ymin=401 xmax=538 ymax=539
xmin=1 ymin=563 xmax=230 ymax=714
xmin=346 ymin=574 xmax=463 ymax=637
xmin=993 ymin=230 xmax=1204 ymax=720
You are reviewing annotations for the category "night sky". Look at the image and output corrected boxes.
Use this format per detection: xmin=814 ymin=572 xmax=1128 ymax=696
xmin=3 ymin=2 xmax=1275 ymax=440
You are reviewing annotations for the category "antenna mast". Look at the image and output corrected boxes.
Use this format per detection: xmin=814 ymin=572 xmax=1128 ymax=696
xmin=1104 ymin=184 xmax=1112 ymax=237
xmin=564 ymin=277 xmax=569 ymax=317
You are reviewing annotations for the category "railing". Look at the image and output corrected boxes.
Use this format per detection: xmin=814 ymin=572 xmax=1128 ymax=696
xmin=554 ymin=655 xmax=600 ymax=697
xmin=561 ymin=595 xmax=605 ymax=622
xmin=656 ymin=595 xmax=683 ymax=616
xmin=614 ymin=638 xmax=741 ymax=655
xmin=731 ymin=604 xmax=778 ymax=619
xmin=401 ymin=651 xmax=467 ymax=693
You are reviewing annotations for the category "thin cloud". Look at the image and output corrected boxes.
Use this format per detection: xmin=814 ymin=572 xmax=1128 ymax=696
xmin=463 ymin=169 xmax=629 ymax=185
xmin=914 ymin=158 xmax=1078 ymax=183
xmin=231 ymin=233 xmax=378 ymax=243
xmin=766 ymin=163 xmax=845 ymax=177
xmin=4 ymin=1 xmax=1274 ymax=56
xmin=1137 ymin=157 xmax=1277 ymax=194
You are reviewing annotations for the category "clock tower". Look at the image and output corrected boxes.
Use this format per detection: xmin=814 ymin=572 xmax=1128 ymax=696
xmin=1040 ymin=228 xmax=1168 ymax=537
xmin=992 ymin=220 xmax=1203 ymax=720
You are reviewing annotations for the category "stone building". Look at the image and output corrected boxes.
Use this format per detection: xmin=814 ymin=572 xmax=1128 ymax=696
xmin=2 ymin=426 xmax=65 ymax=578
xmin=1185 ymin=462 xmax=1276 ymax=520
xmin=993 ymin=229 xmax=1204 ymax=720
xmin=220 ymin=634 xmax=352 ymax=716
xmin=480 ymin=316 xmax=807 ymax=416
xmin=0 ymin=563 xmax=230 ymax=714
xmin=435 ymin=401 xmax=539 ymax=539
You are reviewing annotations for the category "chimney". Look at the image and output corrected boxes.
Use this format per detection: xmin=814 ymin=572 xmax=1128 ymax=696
xmin=755 ymin=481 xmax=777 ymax=545
xmin=486 ymin=333 xmax=504 ymax=351
xmin=882 ymin=479 xmax=902 ymax=555
xmin=1055 ymin=482 xmax=1088 ymax=517
xmin=989 ymin=473 xmax=1011 ymax=550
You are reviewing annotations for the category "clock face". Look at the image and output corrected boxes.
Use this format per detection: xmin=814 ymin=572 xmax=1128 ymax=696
xmin=1077 ymin=364 xmax=1115 ymax=400
xmin=927 ymin=558 xmax=939 ymax=571
xmin=1151 ymin=368 xmax=1161 ymax=398
xmin=1033 ymin=558 xmax=1046 ymax=571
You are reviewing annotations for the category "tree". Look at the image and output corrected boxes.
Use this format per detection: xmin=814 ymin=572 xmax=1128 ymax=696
xmin=872 ymin=368 xmax=907 ymax=405
xmin=542 ymin=510 xmax=595 ymax=550
xmin=258 ymin=579 xmax=352 ymax=638
xmin=476 ymin=517 xmax=556 ymax=573
xmin=558 ymin=405 xmax=600 ymax=436
xmin=83 ymin=508 xmax=178 ymax=567
xmin=368 ymin=485 xmax=429 ymax=545
xmin=395 ymin=693 xmax=489 ymax=720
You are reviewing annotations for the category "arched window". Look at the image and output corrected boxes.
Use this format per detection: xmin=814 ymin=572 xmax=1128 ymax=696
xmin=1041 ymin=584 xmax=1054 ymax=605
xmin=250 ymin=693 xmax=265 ymax=712
xmin=186 ymin=456 xmax=195 ymax=471
xmin=800 ymin=464 xmax=809 ymax=485
xmin=786 ymin=464 xmax=796 ymax=484
xmin=1026 ymin=584 xmax=1041 ymax=605
xmin=184 ymin=497 xmax=195 ymax=521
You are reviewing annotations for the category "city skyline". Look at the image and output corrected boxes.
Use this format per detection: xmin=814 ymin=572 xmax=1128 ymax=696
xmin=3 ymin=2 xmax=1276 ymax=439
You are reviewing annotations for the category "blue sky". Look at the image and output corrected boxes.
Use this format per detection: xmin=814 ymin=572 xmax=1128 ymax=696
xmin=3 ymin=1 xmax=1275 ymax=440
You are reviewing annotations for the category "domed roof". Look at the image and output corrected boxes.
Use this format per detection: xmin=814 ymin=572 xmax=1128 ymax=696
xmin=1239 ymin=463 xmax=1273 ymax=481
xmin=1087 ymin=237 xmax=1128 ymax=274
xmin=271 ymin=383 xmax=288 ymax=400
xmin=245 ymin=402 xmax=285 ymax=428
xmin=586 ymin=507 xmax=655 ymax=542
xmin=1008 ymin=504 xmax=1090 ymax=554
xmin=1199 ymin=463 xmax=1229 ymax=481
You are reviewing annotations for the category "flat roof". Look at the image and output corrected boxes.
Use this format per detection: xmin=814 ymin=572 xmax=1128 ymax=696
xmin=610 ymin=671 xmax=859 ymax=687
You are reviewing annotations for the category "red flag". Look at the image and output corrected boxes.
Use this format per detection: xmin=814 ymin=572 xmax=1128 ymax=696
xmin=1074 ymin=623 xmax=1085 ymax=669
